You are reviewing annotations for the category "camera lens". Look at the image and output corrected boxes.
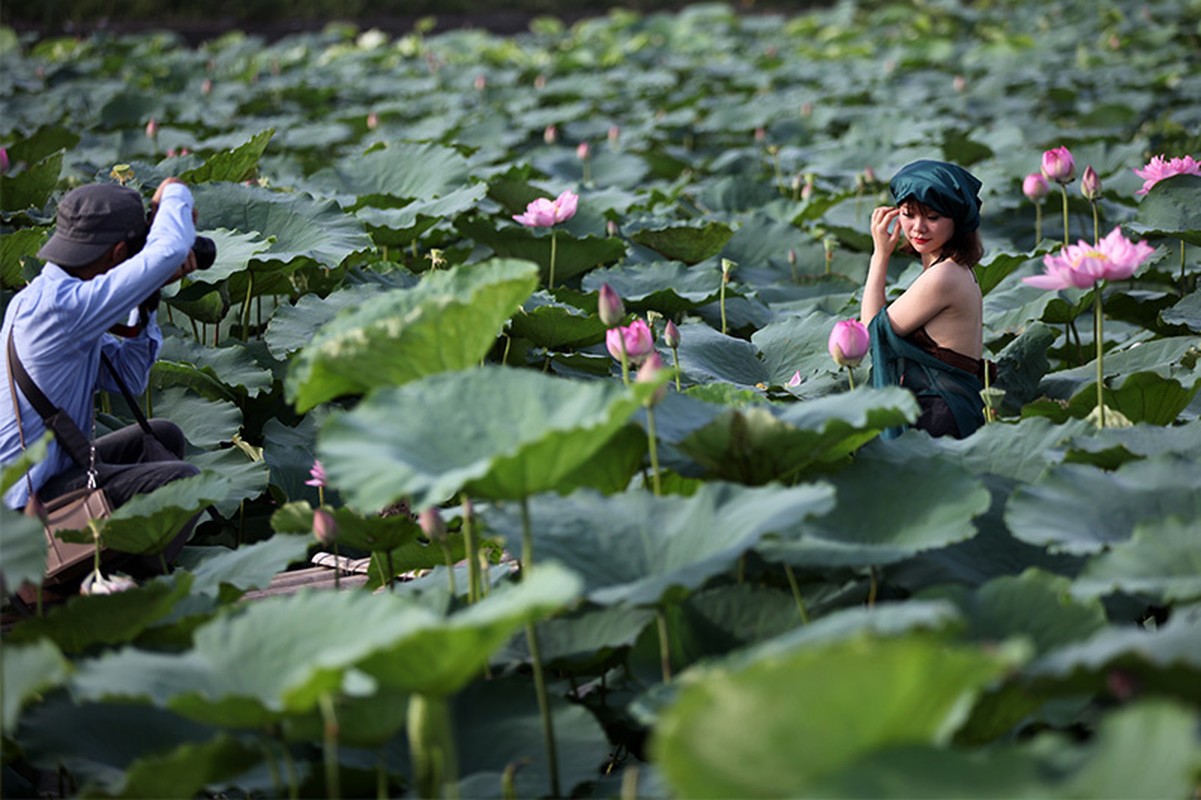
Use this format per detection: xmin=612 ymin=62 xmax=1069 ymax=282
xmin=193 ymin=236 xmax=216 ymax=270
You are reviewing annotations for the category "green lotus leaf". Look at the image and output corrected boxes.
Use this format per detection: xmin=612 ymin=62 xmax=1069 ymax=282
xmin=1071 ymin=518 xmax=1201 ymax=604
xmin=3 ymin=125 xmax=79 ymax=166
xmin=992 ymin=322 xmax=1057 ymax=414
xmin=675 ymin=386 xmax=918 ymax=485
xmin=653 ymin=633 xmax=1022 ymax=799
xmin=1026 ymin=604 xmax=1201 ymax=702
xmin=1064 ymin=370 xmax=1201 ymax=426
xmin=581 ymin=260 xmax=725 ymax=315
xmin=455 ymin=216 xmax=626 ymax=286
xmin=753 ymin=309 xmax=846 ymax=387
xmin=175 ymin=534 xmax=311 ymax=599
xmin=286 ymin=259 xmax=538 ymax=411
xmin=1160 ymin=291 xmax=1201 ymax=332
xmin=0 ymin=509 xmax=47 ymax=593
xmin=0 ymin=150 xmax=63 ymax=213
xmin=809 ymin=702 xmax=1201 ymax=800
xmin=263 ymin=283 xmax=383 ymax=360
xmin=186 ymin=448 xmax=271 ymax=518
xmin=758 ymin=454 xmax=989 ymax=569
xmin=626 ymin=219 xmax=734 ymax=265
xmin=495 ymin=603 xmax=657 ymax=673
xmin=193 ymin=182 xmax=373 ymax=269
xmin=271 ymin=500 xmax=422 ymax=553
xmin=1 ymin=228 xmax=46 ymax=289
xmin=357 ymin=183 xmax=488 ymax=247
xmin=1063 ymin=419 xmax=1201 ymax=469
xmin=7 ymin=574 xmax=194 ymax=655
xmin=120 ymin=735 xmax=262 ymax=800
xmin=1039 ymin=335 xmax=1200 ymax=400
xmin=1004 ymin=455 xmax=1201 ymax=554
xmin=155 ymin=338 xmax=274 ymax=400
xmin=307 ymin=141 xmax=472 ymax=207
xmin=67 ymin=589 xmax=435 ymax=726
xmin=180 ymin=228 xmax=274 ymax=285
xmin=282 ymin=686 xmax=410 ymax=748
xmin=56 ymin=471 xmax=234 ymax=556
xmin=481 ymin=482 xmax=835 ymax=607
xmin=259 ymin=414 xmax=327 ymax=504
xmin=1 ymin=639 xmax=70 ymax=732
xmin=507 ymin=291 xmax=607 ymax=349
xmin=164 ymin=282 xmax=230 ymax=325
xmin=670 ymin=321 xmax=771 ymax=389
xmin=318 ymin=366 xmax=656 ymax=511
xmin=179 ymin=128 xmax=275 ymax=185
xmin=1129 ymin=174 xmax=1201 ymax=245
xmin=452 ymin=675 xmax=611 ymax=800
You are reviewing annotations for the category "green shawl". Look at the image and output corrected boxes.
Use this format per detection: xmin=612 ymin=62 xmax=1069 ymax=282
xmin=868 ymin=312 xmax=985 ymax=439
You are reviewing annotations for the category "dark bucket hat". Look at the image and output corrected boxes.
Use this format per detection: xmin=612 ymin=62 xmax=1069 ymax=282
xmin=889 ymin=160 xmax=984 ymax=233
xmin=37 ymin=184 xmax=147 ymax=268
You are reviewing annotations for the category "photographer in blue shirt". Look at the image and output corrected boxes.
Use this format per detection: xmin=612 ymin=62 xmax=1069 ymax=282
xmin=1 ymin=177 xmax=203 ymax=576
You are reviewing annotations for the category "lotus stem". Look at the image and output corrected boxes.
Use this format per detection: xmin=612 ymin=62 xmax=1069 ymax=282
xmin=376 ymin=752 xmax=388 ymax=800
xmin=619 ymin=336 xmax=630 ymax=386
xmin=548 ymin=229 xmax=558 ymax=290
xmin=461 ymin=493 xmax=481 ymax=604
xmin=867 ymin=565 xmax=878 ymax=607
xmin=319 ymin=693 xmax=341 ymax=800
xmin=1090 ymin=201 xmax=1099 ymax=246
xmin=1180 ymin=240 xmax=1187 ymax=293
xmin=1095 ymin=286 xmax=1106 ymax=428
xmin=281 ymin=741 xmax=300 ymax=799
xmin=407 ymin=693 xmax=459 ymax=800
xmin=657 ymin=609 xmax=673 ymax=683
xmin=333 ymin=540 xmax=341 ymax=590
xmin=620 ymin=766 xmax=640 ymax=800
xmin=241 ymin=271 xmax=254 ymax=341
xmin=670 ymin=346 xmax=681 ymax=390
xmin=845 ymin=364 xmax=856 ymax=391
xmin=1034 ymin=201 xmax=1042 ymax=244
xmin=645 ymin=406 xmax=662 ymax=497
xmin=525 ymin=619 xmax=561 ymax=798
xmin=783 ymin=563 xmax=810 ymax=625
xmin=1059 ymin=184 xmax=1070 ymax=244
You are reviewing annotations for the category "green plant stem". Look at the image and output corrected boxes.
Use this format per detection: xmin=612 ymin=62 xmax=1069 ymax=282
xmin=520 ymin=496 xmax=534 ymax=573
xmin=548 ymin=229 xmax=558 ymax=290
xmin=1095 ymin=286 xmax=1106 ymax=428
xmin=319 ymin=693 xmax=341 ymax=800
xmin=241 ymin=271 xmax=254 ymax=341
xmin=525 ymin=619 xmax=561 ymax=798
xmin=1059 ymin=184 xmax=1070 ymax=244
xmin=281 ymin=742 xmax=300 ymax=800
xmin=670 ymin=346 xmax=681 ymax=390
xmin=618 ymin=335 xmax=630 ymax=386
xmin=333 ymin=540 xmax=341 ymax=589
xmin=719 ymin=275 xmax=728 ymax=335
xmin=657 ymin=609 xmax=673 ymax=683
xmin=407 ymin=693 xmax=459 ymax=800
xmin=1180 ymin=240 xmax=1187 ymax=293
xmin=645 ymin=405 xmax=661 ymax=496
xmin=845 ymin=364 xmax=856 ymax=391
xmin=461 ymin=493 xmax=481 ymax=604
xmin=868 ymin=565 xmax=879 ymax=607
xmin=1090 ymin=201 xmax=1099 ymax=246
xmin=1034 ymin=201 xmax=1042 ymax=244
xmin=441 ymin=542 xmax=457 ymax=596
xmin=783 ymin=563 xmax=810 ymax=624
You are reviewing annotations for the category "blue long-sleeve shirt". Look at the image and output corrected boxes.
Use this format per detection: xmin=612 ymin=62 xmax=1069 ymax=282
xmin=1 ymin=182 xmax=195 ymax=509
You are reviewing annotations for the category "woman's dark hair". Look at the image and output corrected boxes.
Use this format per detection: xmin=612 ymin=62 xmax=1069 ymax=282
xmin=898 ymin=198 xmax=984 ymax=268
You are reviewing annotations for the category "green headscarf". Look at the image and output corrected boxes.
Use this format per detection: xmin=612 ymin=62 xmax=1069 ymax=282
xmin=889 ymin=160 xmax=983 ymax=233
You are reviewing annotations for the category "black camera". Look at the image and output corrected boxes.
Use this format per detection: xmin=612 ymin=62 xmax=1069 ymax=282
xmin=192 ymin=235 xmax=216 ymax=270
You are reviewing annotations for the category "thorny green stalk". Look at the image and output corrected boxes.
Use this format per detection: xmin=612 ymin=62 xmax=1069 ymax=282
xmin=1059 ymin=184 xmax=1070 ymax=244
xmin=519 ymin=497 xmax=561 ymax=798
xmin=1095 ymin=286 xmax=1106 ymax=428
xmin=319 ymin=693 xmax=341 ymax=800
xmin=461 ymin=493 xmax=481 ymax=604
xmin=783 ymin=563 xmax=810 ymax=624
xmin=645 ymin=405 xmax=662 ymax=496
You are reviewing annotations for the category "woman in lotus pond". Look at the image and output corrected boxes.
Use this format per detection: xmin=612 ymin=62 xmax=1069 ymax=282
xmin=860 ymin=159 xmax=992 ymax=439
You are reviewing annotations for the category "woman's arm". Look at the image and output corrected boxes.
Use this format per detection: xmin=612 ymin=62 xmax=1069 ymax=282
xmin=860 ymin=206 xmax=901 ymax=325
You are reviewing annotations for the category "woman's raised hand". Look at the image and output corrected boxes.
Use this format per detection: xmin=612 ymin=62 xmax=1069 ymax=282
xmin=870 ymin=206 xmax=902 ymax=254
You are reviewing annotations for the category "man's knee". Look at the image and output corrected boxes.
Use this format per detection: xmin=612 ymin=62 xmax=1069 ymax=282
xmin=147 ymin=419 xmax=188 ymax=457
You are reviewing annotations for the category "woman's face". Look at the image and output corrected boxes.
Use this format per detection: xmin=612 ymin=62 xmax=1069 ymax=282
xmin=898 ymin=200 xmax=955 ymax=260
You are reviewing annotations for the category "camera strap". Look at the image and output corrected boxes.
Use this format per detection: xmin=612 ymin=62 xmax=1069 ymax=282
xmin=6 ymin=330 xmax=96 ymax=470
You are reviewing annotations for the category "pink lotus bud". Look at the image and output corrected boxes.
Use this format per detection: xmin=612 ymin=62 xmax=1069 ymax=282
xmin=952 ymin=75 xmax=967 ymax=92
xmin=201 ymin=78 xmax=213 ymax=95
xmin=179 ymin=147 xmax=191 ymax=156
xmin=534 ymin=74 xmax=547 ymax=90
xmin=801 ymin=177 xmax=814 ymax=202
xmin=828 ymin=319 xmax=870 ymax=367
xmin=754 ymin=126 xmax=766 ymax=143
xmin=166 ymin=148 xmax=178 ymax=158
xmin=598 ymin=283 xmax=625 ymax=328
xmin=788 ymin=248 xmax=798 ymax=266
xmin=366 ymin=112 xmax=379 ymax=130
xmin=418 ymin=507 xmax=447 ymax=543
xmin=608 ymin=125 xmax=620 ymax=146
xmin=606 ymin=220 xmax=620 ymax=237
xmin=606 ymin=319 xmax=655 ymax=364
xmin=576 ymin=141 xmax=591 ymax=160
xmin=636 ymin=352 xmax=667 ymax=405
xmin=145 ymin=118 xmax=158 ymax=139
xmin=313 ymin=508 xmax=338 ymax=545
xmin=543 ymin=124 xmax=557 ymax=145
xmin=1041 ymin=146 xmax=1075 ymax=184
xmin=663 ymin=319 xmax=681 ymax=349
xmin=863 ymin=166 xmax=877 ymax=184
xmin=0 ymin=147 xmax=9 ymax=173
xmin=800 ymin=102 xmax=813 ymax=117
xmin=81 ymin=570 xmax=138 ymax=596
xmin=1022 ymin=173 xmax=1049 ymax=202
xmin=474 ymin=74 xmax=487 ymax=91
xmin=1080 ymin=165 xmax=1102 ymax=201
xmin=305 ymin=459 xmax=327 ymax=488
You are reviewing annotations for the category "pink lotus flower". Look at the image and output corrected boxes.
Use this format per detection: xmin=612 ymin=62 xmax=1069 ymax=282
xmin=0 ymin=147 xmax=9 ymax=173
xmin=606 ymin=318 xmax=655 ymax=364
xmin=418 ymin=507 xmax=447 ymax=542
xmin=827 ymin=319 xmax=869 ymax=367
xmin=305 ymin=459 xmax=327 ymax=488
xmin=1022 ymin=226 xmax=1155 ymax=290
xmin=313 ymin=508 xmax=338 ymax=545
xmin=1081 ymin=165 xmax=1102 ymax=201
xmin=1041 ymin=146 xmax=1075 ymax=184
xmin=576 ymin=142 xmax=591 ymax=160
xmin=145 ymin=117 xmax=158 ymax=139
xmin=81 ymin=570 xmax=137 ymax=596
xmin=663 ymin=319 xmax=681 ymax=349
xmin=786 ymin=371 xmax=803 ymax=388
xmin=636 ymin=351 xmax=667 ymax=405
xmin=598 ymin=283 xmax=624 ymax=328
xmin=1023 ymin=173 xmax=1049 ymax=202
xmin=1133 ymin=154 xmax=1201 ymax=196
xmin=513 ymin=190 xmax=578 ymax=228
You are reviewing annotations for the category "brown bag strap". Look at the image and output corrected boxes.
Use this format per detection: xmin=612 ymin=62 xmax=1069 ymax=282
xmin=7 ymin=330 xmax=96 ymax=471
